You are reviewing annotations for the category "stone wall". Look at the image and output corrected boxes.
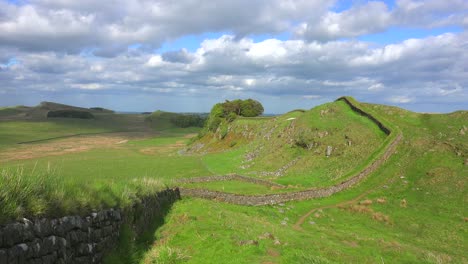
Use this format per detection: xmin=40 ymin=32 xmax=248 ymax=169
xmin=179 ymin=134 xmax=401 ymax=205
xmin=177 ymin=174 xmax=285 ymax=188
xmin=0 ymin=188 xmax=180 ymax=264
xmin=180 ymin=97 xmax=403 ymax=205
xmin=337 ymin=97 xmax=391 ymax=135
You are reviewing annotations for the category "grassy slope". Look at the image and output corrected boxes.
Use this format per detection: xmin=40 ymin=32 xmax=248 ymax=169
xmin=0 ymin=113 xmax=151 ymax=148
xmin=198 ymin=100 xmax=387 ymax=188
xmin=0 ymin=110 xmax=206 ymax=223
xmin=1 ymin=99 xmax=466 ymax=263
xmin=142 ymin=104 xmax=467 ymax=263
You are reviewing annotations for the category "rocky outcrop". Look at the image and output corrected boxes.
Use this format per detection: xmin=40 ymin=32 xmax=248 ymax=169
xmin=0 ymin=188 xmax=180 ymax=264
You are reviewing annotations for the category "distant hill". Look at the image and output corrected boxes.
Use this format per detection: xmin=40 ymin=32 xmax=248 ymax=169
xmin=0 ymin=101 xmax=114 ymax=121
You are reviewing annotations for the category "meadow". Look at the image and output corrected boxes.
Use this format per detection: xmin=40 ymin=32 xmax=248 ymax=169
xmin=0 ymin=99 xmax=466 ymax=263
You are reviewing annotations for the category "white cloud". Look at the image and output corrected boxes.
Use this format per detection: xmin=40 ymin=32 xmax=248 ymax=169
xmin=0 ymin=1 xmax=466 ymax=112
xmin=297 ymin=1 xmax=392 ymax=41
xmin=388 ymin=95 xmax=413 ymax=104
xmin=303 ymin=95 xmax=321 ymax=99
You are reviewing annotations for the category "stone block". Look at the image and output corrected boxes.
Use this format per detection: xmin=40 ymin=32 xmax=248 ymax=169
xmin=28 ymin=239 xmax=42 ymax=258
xmin=76 ymin=243 xmax=93 ymax=256
xmin=40 ymin=236 xmax=57 ymax=255
xmin=41 ymin=252 xmax=57 ymax=264
xmin=0 ymin=249 xmax=7 ymax=264
xmin=34 ymin=219 xmax=53 ymax=237
xmin=74 ymin=255 xmax=92 ymax=264
xmin=3 ymin=223 xmax=23 ymax=247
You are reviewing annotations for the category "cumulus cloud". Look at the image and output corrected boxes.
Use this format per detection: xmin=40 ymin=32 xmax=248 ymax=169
xmin=296 ymin=0 xmax=468 ymax=41
xmin=2 ymin=31 xmax=467 ymax=112
xmin=0 ymin=0 xmax=333 ymax=55
xmin=296 ymin=1 xmax=392 ymax=41
xmin=0 ymin=0 xmax=466 ymax=112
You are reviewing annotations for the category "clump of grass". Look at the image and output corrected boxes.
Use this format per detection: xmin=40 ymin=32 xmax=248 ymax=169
xmin=0 ymin=165 xmax=170 ymax=224
xmin=142 ymin=246 xmax=191 ymax=264
xmin=0 ymin=165 xmax=66 ymax=222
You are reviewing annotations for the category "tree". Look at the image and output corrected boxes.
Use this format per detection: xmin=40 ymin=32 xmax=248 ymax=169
xmin=240 ymin=99 xmax=264 ymax=117
xmin=204 ymin=99 xmax=264 ymax=132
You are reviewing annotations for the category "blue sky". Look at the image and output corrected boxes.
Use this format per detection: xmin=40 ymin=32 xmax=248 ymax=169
xmin=0 ymin=0 xmax=466 ymax=113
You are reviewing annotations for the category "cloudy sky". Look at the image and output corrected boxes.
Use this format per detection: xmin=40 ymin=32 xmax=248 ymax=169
xmin=0 ymin=0 xmax=467 ymax=113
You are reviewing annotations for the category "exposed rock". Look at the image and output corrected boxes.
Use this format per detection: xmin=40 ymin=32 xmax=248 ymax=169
xmin=258 ymin=232 xmax=275 ymax=240
xmin=0 ymin=249 xmax=7 ymax=264
xmin=326 ymin=146 xmax=333 ymax=157
xmin=238 ymin=240 xmax=258 ymax=246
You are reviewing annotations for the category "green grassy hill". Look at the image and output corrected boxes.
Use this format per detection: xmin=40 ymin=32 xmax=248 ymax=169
xmin=140 ymin=98 xmax=467 ymax=264
xmin=0 ymin=98 xmax=466 ymax=263
xmin=189 ymin=99 xmax=388 ymax=188
xmin=0 ymin=101 xmax=115 ymax=121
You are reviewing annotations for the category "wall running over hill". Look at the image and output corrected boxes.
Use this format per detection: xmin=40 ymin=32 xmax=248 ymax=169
xmin=337 ymin=97 xmax=391 ymax=135
xmin=180 ymin=97 xmax=403 ymax=205
xmin=0 ymin=188 xmax=180 ymax=264
xmin=177 ymin=174 xmax=285 ymax=188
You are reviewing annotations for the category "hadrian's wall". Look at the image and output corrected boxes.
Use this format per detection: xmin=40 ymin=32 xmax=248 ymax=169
xmin=180 ymin=97 xmax=402 ymax=205
xmin=0 ymin=188 xmax=180 ymax=264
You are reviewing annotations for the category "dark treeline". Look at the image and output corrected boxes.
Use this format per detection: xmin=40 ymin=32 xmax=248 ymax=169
xmin=47 ymin=110 xmax=95 ymax=119
xmin=170 ymin=114 xmax=206 ymax=128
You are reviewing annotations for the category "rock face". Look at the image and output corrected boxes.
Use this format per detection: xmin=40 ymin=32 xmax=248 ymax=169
xmin=0 ymin=188 xmax=180 ymax=264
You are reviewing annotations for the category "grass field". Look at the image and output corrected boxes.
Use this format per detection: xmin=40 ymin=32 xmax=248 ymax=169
xmin=139 ymin=102 xmax=467 ymax=264
xmin=0 ymin=99 xmax=466 ymax=263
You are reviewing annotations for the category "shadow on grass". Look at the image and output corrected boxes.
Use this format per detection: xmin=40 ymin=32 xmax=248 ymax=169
xmin=103 ymin=192 xmax=178 ymax=264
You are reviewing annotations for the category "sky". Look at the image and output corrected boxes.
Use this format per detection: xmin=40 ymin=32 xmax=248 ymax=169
xmin=0 ymin=0 xmax=467 ymax=113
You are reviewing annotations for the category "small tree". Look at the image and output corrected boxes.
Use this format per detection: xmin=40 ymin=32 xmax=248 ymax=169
xmin=204 ymin=99 xmax=264 ymax=132
xmin=240 ymin=99 xmax=264 ymax=117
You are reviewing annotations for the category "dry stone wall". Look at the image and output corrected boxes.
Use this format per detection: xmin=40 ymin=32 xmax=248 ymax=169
xmin=180 ymin=97 xmax=403 ymax=205
xmin=177 ymin=174 xmax=285 ymax=188
xmin=0 ymin=188 xmax=180 ymax=264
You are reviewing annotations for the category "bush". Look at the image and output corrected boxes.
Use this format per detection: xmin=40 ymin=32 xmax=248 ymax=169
xmin=47 ymin=110 xmax=94 ymax=119
xmin=204 ymin=99 xmax=264 ymax=131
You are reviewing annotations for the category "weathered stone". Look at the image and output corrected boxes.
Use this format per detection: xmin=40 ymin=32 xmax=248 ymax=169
xmin=0 ymin=249 xmax=7 ymax=263
xmin=5 ymin=223 xmax=26 ymax=247
xmin=8 ymin=243 xmax=29 ymax=263
xmin=76 ymin=243 xmax=93 ymax=256
xmin=40 ymin=236 xmax=57 ymax=255
xmin=41 ymin=252 xmax=57 ymax=264
xmin=56 ymin=216 xmax=74 ymax=236
xmin=28 ymin=239 xmax=42 ymax=258
xmin=29 ymin=258 xmax=43 ymax=264
xmin=238 ymin=240 xmax=258 ymax=246
xmin=74 ymin=255 xmax=92 ymax=264
xmin=102 ymin=226 xmax=113 ymax=237
xmin=57 ymin=237 xmax=67 ymax=251
xmin=0 ymin=228 xmax=4 ymax=248
xmin=34 ymin=219 xmax=53 ymax=237
xmin=326 ymin=146 xmax=333 ymax=157
xmin=91 ymin=229 xmax=102 ymax=242
xmin=21 ymin=218 xmax=35 ymax=242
